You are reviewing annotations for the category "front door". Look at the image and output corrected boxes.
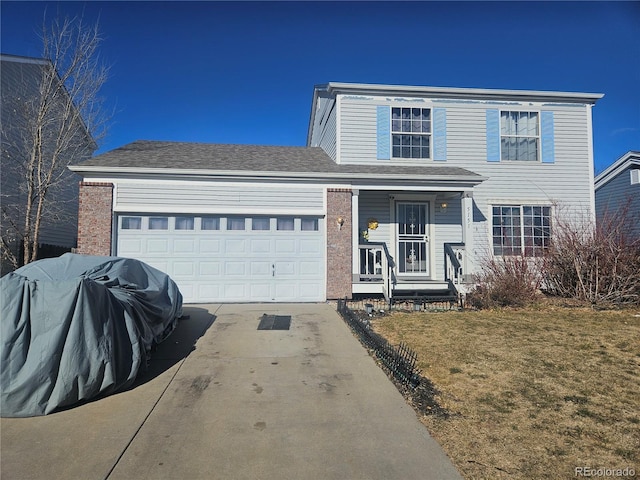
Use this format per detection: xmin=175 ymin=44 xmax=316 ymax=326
xmin=396 ymin=202 xmax=430 ymax=276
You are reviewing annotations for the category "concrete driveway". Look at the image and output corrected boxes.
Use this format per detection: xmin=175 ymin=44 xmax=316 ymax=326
xmin=1 ymin=303 xmax=461 ymax=480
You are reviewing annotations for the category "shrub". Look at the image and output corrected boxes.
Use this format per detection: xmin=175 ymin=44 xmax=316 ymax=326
xmin=543 ymin=207 xmax=640 ymax=307
xmin=467 ymin=255 xmax=543 ymax=309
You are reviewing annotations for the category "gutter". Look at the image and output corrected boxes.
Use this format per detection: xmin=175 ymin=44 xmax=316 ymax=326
xmin=325 ymin=82 xmax=604 ymax=105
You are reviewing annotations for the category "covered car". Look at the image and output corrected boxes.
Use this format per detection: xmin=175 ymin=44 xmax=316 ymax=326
xmin=1 ymin=253 xmax=182 ymax=417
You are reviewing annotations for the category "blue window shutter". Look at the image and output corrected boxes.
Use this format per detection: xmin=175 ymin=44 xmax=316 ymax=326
xmin=433 ymin=108 xmax=447 ymax=161
xmin=377 ymin=106 xmax=390 ymax=160
xmin=486 ymin=109 xmax=500 ymax=162
xmin=541 ymin=111 xmax=555 ymax=164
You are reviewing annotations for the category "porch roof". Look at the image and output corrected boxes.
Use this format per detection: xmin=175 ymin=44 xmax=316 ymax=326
xmin=71 ymin=140 xmax=485 ymax=187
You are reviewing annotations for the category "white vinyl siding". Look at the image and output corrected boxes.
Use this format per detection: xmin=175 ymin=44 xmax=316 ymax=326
xmin=335 ymin=95 xmax=593 ymax=270
xmin=309 ymin=95 xmax=337 ymax=161
xmin=114 ymin=181 xmax=324 ymax=215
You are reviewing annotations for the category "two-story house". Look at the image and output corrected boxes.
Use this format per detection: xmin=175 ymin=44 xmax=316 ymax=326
xmin=70 ymin=82 xmax=602 ymax=304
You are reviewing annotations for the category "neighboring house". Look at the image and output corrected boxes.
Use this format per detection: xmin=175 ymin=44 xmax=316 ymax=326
xmin=594 ymin=150 xmax=640 ymax=238
xmin=70 ymin=82 xmax=602 ymax=304
xmin=1 ymin=54 xmax=96 ymax=273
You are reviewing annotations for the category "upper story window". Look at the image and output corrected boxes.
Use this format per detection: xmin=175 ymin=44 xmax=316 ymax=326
xmin=500 ymin=111 xmax=539 ymax=161
xmin=391 ymin=107 xmax=431 ymax=159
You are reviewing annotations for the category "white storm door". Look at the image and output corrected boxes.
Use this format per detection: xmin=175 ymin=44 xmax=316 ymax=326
xmin=396 ymin=202 xmax=430 ymax=276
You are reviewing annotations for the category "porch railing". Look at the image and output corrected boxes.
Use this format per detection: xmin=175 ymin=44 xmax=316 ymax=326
xmin=444 ymin=242 xmax=465 ymax=292
xmin=358 ymin=242 xmax=395 ymax=302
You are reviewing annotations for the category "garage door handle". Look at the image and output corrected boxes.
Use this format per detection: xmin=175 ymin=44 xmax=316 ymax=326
xmin=272 ymin=264 xmax=275 ymax=277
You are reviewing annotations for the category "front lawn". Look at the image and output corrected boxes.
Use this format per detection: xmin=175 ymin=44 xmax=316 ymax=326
xmin=371 ymin=306 xmax=640 ymax=479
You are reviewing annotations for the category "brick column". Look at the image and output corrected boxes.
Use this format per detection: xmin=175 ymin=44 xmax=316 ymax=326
xmin=326 ymin=188 xmax=353 ymax=300
xmin=76 ymin=182 xmax=113 ymax=256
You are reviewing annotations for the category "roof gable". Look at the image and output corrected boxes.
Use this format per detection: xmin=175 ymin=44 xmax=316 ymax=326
xmin=594 ymin=151 xmax=640 ymax=191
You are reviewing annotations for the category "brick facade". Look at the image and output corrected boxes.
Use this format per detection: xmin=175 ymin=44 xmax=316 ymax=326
xmin=76 ymin=182 xmax=113 ymax=256
xmin=326 ymin=188 xmax=353 ymax=299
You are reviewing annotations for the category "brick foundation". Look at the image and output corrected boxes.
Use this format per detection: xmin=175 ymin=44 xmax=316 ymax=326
xmin=76 ymin=182 xmax=113 ymax=256
xmin=326 ymin=188 xmax=353 ymax=299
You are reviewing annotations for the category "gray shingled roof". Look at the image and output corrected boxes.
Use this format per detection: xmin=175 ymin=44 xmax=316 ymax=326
xmin=74 ymin=140 xmax=483 ymax=180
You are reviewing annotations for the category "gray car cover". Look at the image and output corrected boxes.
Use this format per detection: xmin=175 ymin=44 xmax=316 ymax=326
xmin=1 ymin=253 xmax=182 ymax=417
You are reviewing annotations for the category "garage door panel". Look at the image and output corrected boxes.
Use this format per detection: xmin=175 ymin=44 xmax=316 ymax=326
xmin=179 ymin=283 xmax=195 ymax=300
xmin=274 ymin=282 xmax=298 ymax=300
xmin=251 ymin=261 xmax=271 ymax=276
xmin=224 ymin=283 xmax=247 ymax=300
xmin=198 ymin=284 xmax=220 ymax=299
xmin=224 ymin=262 xmax=247 ymax=276
xmin=199 ymin=262 xmax=220 ymax=276
xmin=299 ymin=283 xmax=322 ymax=300
xmin=119 ymin=238 xmax=142 ymax=255
xmin=274 ymin=261 xmax=295 ymax=276
xmin=274 ymin=239 xmax=296 ymax=254
xmin=250 ymin=239 xmax=271 ymax=254
xmin=146 ymin=239 xmax=169 ymax=254
xmin=199 ymin=239 xmax=221 ymax=254
xmin=250 ymin=283 xmax=271 ymax=300
xmin=224 ymin=239 xmax=247 ymax=254
xmin=299 ymin=261 xmax=320 ymax=275
xmin=299 ymin=238 xmax=323 ymax=254
xmin=173 ymin=261 xmax=195 ymax=277
xmin=173 ymin=238 xmax=196 ymax=254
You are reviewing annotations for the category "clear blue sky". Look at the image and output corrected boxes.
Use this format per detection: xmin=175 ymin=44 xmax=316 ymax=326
xmin=2 ymin=1 xmax=638 ymax=174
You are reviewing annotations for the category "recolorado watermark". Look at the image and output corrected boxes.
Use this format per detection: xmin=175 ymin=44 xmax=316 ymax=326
xmin=575 ymin=466 xmax=636 ymax=477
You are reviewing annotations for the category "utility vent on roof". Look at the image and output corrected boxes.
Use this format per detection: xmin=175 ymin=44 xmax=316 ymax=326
xmin=258 ymin=314 xmax=291 ymax=331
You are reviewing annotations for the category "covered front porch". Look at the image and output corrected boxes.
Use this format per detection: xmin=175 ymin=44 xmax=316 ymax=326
xmin=350 ymin=189 xmax=476 ymax=304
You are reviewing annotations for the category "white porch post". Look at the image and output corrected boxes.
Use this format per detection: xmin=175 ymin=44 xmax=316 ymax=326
xmin=461 ymin=191 xmax=475 ymax=279
xmin=352 ymin=189 xmax=359 ymax=280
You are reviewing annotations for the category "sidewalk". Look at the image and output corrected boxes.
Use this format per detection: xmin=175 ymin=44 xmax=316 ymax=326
xmin=1 ymin=303 xmax=462 ymax=480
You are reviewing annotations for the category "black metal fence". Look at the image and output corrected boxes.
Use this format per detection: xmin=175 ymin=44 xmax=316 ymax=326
xmin=337 ymin=298 xmax=421 ymax=388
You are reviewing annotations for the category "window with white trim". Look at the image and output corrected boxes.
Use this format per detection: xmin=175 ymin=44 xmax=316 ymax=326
xmin=500 ymin=111 xmax=539 ymax=161
xmin=392 ymin=107 xmax=431 ymax=159
xmin=492 ymin=205 xmax=551 ymax=256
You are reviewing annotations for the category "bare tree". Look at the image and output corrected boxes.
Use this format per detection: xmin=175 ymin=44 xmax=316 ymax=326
xmin=1 ymin=15 xmax=108 ymax=271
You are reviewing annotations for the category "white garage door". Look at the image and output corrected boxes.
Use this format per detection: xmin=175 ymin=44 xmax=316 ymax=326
xmin=116 ymin=215 xmax=325 ymax=303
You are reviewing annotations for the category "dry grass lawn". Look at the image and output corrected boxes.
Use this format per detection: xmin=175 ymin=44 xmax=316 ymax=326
xmin=371 ymin=305 xmax=640 ymax=479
